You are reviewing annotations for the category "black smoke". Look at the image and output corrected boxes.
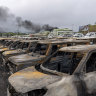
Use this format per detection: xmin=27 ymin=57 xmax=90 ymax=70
xmin=0 ymin=6 xmax=58 ymax=33
xmin=16 ymin=17 xmax=58 ymax=33
xmin=42 ymin=24 xmax=58 ymax=32
xmin=16 ymin=17 xmax=42 ymax=33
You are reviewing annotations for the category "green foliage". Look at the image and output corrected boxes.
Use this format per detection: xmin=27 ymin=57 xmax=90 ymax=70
xmin=80 ymin=24 xmax=96 ymax=35
xmin=0 ymin=32 xmax=27 ymax=37
xmin=89 ymin=25 xmax=96 ymax=32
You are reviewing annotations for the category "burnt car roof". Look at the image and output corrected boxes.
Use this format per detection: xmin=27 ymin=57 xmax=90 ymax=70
xmin=38 ymin=39 xmax=89 ymax=44
xmin=51 ymin=39 xmax=89 ymax=43
xmin=59 ymin=44 xmax=96 ymax=52
xmin=63 ymin=39 xmax=89 ymax=43
xmin=20 ymin=40 xmax=38 ymax=43
xmin=12 ymin=39 xmax=20 ymax=41
xmin=38 ymin=40 xmax=64 ymax=44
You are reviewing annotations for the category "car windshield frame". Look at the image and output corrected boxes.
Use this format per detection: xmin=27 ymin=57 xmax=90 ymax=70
xmin=42 ymin=51 xmax=84 ymax=75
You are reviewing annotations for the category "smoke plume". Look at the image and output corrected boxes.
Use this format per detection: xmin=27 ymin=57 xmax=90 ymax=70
xmin=0 ymin=6 xmax=58 ymax=33
xmin=0 ymin=6 xmax=14 ymax=21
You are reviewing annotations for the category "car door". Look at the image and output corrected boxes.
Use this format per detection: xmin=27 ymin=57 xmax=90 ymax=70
xmin=82 ymin=52 xmax=96 ymax=95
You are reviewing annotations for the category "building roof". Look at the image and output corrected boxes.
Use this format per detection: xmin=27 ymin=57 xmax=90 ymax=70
xmin=53 ymin=28 xmax=73 ymax=31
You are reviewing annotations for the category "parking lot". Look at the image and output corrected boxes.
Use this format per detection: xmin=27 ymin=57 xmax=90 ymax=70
xmin=0 ymin=38 xmax=95 ymax=96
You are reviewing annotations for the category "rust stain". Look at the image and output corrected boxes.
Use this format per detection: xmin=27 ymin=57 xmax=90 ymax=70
xmin=5 ymin=50 xmax=14 ymax=55
xmin=11 ymin=71 xmax=47 ymax=79
xmin=2 ymin=48 xmax=8 ymax=51
xmin=3 ymin=48 xmax=8 ymax=50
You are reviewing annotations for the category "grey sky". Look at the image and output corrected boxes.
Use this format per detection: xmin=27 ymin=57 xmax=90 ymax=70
xmin=0 ymin=0 xmax=96 ymax=32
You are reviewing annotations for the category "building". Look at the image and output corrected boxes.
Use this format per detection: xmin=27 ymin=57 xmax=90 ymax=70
xmin=79 ymin=24 xmax=96 ymax=34
xmin=51 ymin=28 xmax=73 ymax=37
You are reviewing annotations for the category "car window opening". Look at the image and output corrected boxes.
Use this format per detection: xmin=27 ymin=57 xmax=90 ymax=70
xmin=34 ymin=44 xmax=48 ymax=55
xmin=43 ymin=51 xmax=83 ymax=75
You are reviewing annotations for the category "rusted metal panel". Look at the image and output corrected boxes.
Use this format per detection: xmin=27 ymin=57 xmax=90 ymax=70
xmin=9 ymin=66 xmax=61 ymax=93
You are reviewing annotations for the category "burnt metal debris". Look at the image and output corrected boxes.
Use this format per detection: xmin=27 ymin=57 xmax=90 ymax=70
xmin=0 ymin=38 xmax=95 ymax=96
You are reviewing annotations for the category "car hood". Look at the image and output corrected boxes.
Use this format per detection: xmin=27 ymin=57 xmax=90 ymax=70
xmin=0 ymin=47 xmax=9 ymax=52
xmin=8 ymin=66 xmax=61 ymax=93
xmin=2 ymin=49 xmax=26 ymax=56
xmin=8 ymin=53 xmax=46 ymax=66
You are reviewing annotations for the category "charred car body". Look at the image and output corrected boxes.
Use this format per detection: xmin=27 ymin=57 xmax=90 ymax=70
xmin=7 ymin=39 xmax=90 ymax=75
xmin=7 ymin=40 xmax=67 ymax=74
xmin=0 ymin=39 xmax=18 ymax=62
xmin=0 ymin=40 xmax=20 ymax=54
xmin=0 ymin=39 xmax=14 ymax=49
xmin=2 ymin=40 xmax=38 ymax=66
xmin=8 ymin=44 xmax=96 ymax=96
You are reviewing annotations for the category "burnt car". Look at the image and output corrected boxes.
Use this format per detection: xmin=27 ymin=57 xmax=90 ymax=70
xmin=0 ymin=39 xmax=13 ymax=49
xmin=7 ymin=40 xmax=67 ymax=74
xmin=7 ymin=39 xmax=90 ymax=75
xmin=0 ymin=38 xmax=9 ymax=47
xmin=2 ymin=40 xmax=38 ymax=65
xmin=0 ymin=39 xmax=16 ymax=61
xmin=0 ymin=40 xmax=21 ymax=57
xmin=0 ymin=38 xmax=14 ymax=46
xmin=8 ymin=45 xmax=96 ymax=96
xmin=0 ymin=40 xmax=19 ymax=54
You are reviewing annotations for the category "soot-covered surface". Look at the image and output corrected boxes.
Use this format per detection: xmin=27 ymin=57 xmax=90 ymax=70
xmin=0 ymin=64 xmax=7 ymax=96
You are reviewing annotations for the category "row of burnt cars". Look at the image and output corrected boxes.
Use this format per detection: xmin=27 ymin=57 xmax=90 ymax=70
xmin=0 ymin=37 xmax=96 ymax=96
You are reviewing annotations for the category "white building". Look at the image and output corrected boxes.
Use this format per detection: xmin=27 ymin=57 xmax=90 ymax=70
xmin=49 ymin=28 xmax=74 ymax=38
